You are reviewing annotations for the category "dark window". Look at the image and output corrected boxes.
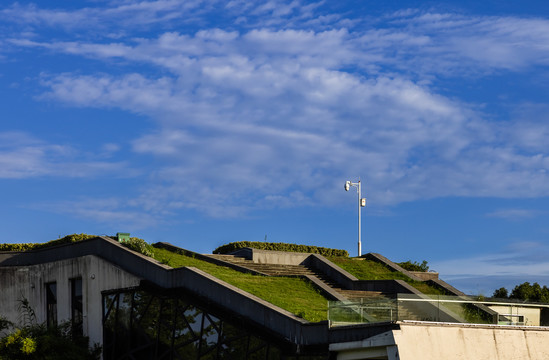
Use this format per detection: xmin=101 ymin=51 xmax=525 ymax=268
xmin=71 ymin=277 xmax=83 ymax=335
xmin=46 ymin=282 xmax=57 ymax=328
xmin=102 ymin=289 xmax=329 ymax=360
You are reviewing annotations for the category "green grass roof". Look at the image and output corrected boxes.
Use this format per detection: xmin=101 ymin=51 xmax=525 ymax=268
xmin=1 ymin=234 xmax=445 ymax=321
xmin=151 ymin=247 xmax=329 ymax=322
xmin=327 ymin=257 xmax=445 ymax=295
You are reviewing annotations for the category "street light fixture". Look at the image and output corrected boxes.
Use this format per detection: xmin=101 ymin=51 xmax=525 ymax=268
xmin=344 ymin=180 xmax=366 ymax=256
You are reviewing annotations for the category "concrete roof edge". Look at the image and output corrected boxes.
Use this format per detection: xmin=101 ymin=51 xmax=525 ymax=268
xmin=0 ymin=237 xmax=333 ymax=346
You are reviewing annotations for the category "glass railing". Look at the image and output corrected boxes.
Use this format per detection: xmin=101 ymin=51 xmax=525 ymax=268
xmin=328 ymin=294 xmax=549 ymax=327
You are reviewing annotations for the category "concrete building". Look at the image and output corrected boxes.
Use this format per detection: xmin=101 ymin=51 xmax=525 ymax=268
xmin=1 ymin=236 xmax=549 ymax=359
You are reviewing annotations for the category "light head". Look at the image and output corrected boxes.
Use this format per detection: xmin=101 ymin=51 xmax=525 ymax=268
xmin=344 ymin=181 xmax=351 ymax=191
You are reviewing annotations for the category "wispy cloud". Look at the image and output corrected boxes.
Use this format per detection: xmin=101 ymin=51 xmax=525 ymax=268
xmin=4 ymin=3 xmax=549 ymax=218
xmin=19 ymin=17 xmax=549 ymax=215
xmin=485 ymin=208 xmax=542 ymax=220
xmin=10 ymin=10 xmax=549 ymax=76
xmin=432 ymin=242 xmax=549 ymax=294
xmin=30 ymin=197 xmax=165 ymax=229
xmin=0 ymin=1 xmax=214 ymax=30
xmin=0 ymin=0 xmax=327 ymax=33
xmin=434 ymin=241 xmax=549 ymax=275
xmin=0 ymin=131 xmax=130 ymax=179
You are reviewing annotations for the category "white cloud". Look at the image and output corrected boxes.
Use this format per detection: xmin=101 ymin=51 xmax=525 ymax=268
xmin=10 ymin=9 xmax=549 ymax=76
xmin=431 ymin=242 xmax=549 ymax=294
xmin=5 ymin=4 xmax=549 ymax=218
xmin=33 ymin=68 xmax=489 ymax=215
xmin=0 ymin=0 xmax=327 ymax=33
xmin=485 ymin=208 xmax=542 ymax=220
xmin=28 ymin=21 xmax=549 ymax=215
xmin=432 ymin=242 xmax=549 ymax=278
xmin=0 ymin=131 xmax=129 ymax=179
xmin=31 ymin=197 xmax=164 ymax=229
xmin=0 ymin=1 xmax=214 ymax=29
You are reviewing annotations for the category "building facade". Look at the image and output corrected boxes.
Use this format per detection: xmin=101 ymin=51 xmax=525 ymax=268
xmin=2 ymin=236 xmax=549 ymax=359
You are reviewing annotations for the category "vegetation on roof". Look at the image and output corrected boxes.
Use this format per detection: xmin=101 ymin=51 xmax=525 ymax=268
xmin=213 ymin=241 xmax=349 ymax=257
xmin=0 ymin=233 xmax=154 ymax=258
xmin=151 ymin=246 xmax=328 ymax=322
xmin=117 ymin=237 xmax=154 ymax=257
xmin=1 ymin=234 xmax=446 ymax=319
xmin=0 ymin=234 xmax=97 ymax=252
xmin=327 ymin=257 xmax=445 ymax=295
xmin=396 ymin=260 xmax=429 ymax=272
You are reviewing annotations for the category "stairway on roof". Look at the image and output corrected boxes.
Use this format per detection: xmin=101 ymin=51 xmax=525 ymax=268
xmin=203 ymin=253 xmax=390 ymax=301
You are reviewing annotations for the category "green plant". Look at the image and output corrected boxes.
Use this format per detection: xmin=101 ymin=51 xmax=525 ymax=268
xmin=159 ymin=255 xmax=173 ymax=266
xmin=213 ymin=241 xmax=349 ymax=257
xmin=509 ymin=282 xmax=549 ymax=302
xmin=0 ymin=316 xmax=12 ymax=333
xmin=120 ymin=237 xmax=154 ymax=257
xmin=327 ymin=257 xmax=445 ymax=295
xmin=151 ymin=246 xmax=329 ymax=322
xmin=0 ymin=322 xmax=101 ymax=360
xmin=397 ymin=260 xmax=429 ymax=272
xmin=0 ymin=299 xmax=101 ymax=360
xmin=0 ymin=234 xmax=97 ymax=252
xmin=18 ymin=297 xmax=37 ymax=327
xmin=492 ymin=287 xmax=509 ymax=299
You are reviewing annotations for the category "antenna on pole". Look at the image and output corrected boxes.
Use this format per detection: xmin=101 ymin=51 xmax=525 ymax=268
xmin=344 ymin=179 xmax=366 ymax=256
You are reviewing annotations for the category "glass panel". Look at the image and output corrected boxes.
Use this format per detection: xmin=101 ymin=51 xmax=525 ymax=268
xmin=102 ymin=293 xmax=118 ymax=360
xmin=174 ymin=304 xmax=200 ymax=350
xmin=45 ymin=282 xmax=57 ymax=328
xmin=184 ymin=305 xmax=204 ymax=340
xmin=176 ymin=339 xmax=200 ymax=360
xmin=103 ymin=293 xmax=117 ymax=319
xmin=103 ymin=288 xmax=320 ymax=359
xmin=248 ymin=335 xmax=267 ymax=360
xmin=219 ymin=322 xmax=248 ymax=359
xmin=71 ymin=278 xmax=83 ymax=336
xmin=200 ymin=313 xmax=219 ymax=355
xmin=329 ymin=294 xmax=549 ymax=327
xmin=328 ymin=297 xmax=396 ymax=326
xmin=128 ymin=292 xmax=159 ymax=360
xmin=266 ymin=344 xmax=283 ymax=360
xmin=132 ymin=290 xmax=153 ymax=324
xmin=117 ymin=291 xmax=133 ymax=331
xmin=137 ymin=292 xmax=160 ymax=341
xmin=157 ymin=298 xmax=176 ymax=356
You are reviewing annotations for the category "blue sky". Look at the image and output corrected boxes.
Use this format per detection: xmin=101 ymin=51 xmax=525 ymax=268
xmin=2 ymin=0 xmax=549 ymax=295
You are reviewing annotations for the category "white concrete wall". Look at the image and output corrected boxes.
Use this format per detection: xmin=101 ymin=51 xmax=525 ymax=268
xmin=251 ymin=249 xmax=310 ymax=265
xmin=0 ymin=255 xmax=141 ymax=347
xmin=393 ymin=322 xmax=549 ymax=360
xmin=332 ymin=322 xmax=549 ymax=360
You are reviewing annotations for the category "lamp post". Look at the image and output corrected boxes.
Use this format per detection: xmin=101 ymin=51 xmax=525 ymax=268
xmin=345 ymin=180 xmax=366 ymax=256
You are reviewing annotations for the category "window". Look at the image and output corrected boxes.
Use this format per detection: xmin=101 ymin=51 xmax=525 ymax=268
xmin=45 ymin=282 xmax=57 ymax=328
xmin=71 ymin=277 xmax=83 ymax=336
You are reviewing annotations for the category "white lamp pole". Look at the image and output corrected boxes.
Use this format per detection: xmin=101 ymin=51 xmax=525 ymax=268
xmin=345 ymin=180 xmax=366 ymax=256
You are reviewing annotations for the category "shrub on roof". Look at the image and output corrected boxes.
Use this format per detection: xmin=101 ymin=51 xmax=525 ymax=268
xmin=0 ymin=233 xmax=155 ymax=258
xmin=119 ymin=237 xmax=154 ymax=257
xmin=0 ymin=234 xmax=97 ymax=252
xmin=213 ymin=241 xmax=349 ymax=257
xmin=396 ymin=260 xmax=429 ymax=272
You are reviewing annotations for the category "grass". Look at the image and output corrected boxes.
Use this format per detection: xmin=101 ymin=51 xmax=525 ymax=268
xmin=151 ymin=247 xmax=328 ymax=322
xmin=327 ymin=257 xmax=446 ymax=296
xmin=149 ymin=247 xmax=447 ymax=321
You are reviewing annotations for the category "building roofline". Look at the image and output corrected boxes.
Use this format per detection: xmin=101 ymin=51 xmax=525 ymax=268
xmin=0 ymin=236 xmax=398 ymax=347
